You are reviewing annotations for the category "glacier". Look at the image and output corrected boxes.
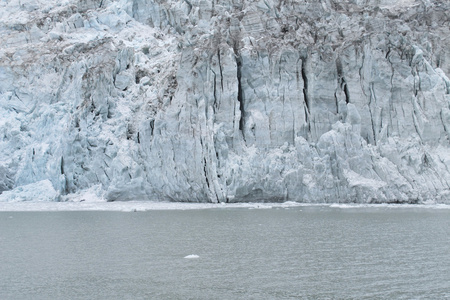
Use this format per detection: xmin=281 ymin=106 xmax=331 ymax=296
xmin=0 ymin=0 xmax=449 ymax=203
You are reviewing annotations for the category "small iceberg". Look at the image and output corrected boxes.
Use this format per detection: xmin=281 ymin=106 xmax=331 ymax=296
xmin=184 ymin=254 xmax=199 ymax=259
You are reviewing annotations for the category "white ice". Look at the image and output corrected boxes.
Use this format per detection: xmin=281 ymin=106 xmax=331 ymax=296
xmin=1 ymin=0 xmax=450 ymax=204
xmin=0 ymin=201 xmax=448 ymax=212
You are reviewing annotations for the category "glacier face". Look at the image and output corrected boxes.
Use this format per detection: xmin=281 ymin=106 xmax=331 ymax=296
xmin=0 ymin=0 xmax=449 ymax=203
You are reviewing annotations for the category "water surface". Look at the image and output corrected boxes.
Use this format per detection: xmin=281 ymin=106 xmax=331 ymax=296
xmin=1 ymin=206 xmax=449 ymax=299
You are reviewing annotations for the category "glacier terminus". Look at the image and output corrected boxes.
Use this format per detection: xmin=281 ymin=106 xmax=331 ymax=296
xmin=0 ymin=0 xmax=449 ymax=203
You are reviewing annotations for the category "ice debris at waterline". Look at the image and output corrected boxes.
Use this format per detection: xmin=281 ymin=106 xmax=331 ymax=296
xmin=184 ymin=255 xmax=200 ymax=259
xmin=1 ymin=0 xmax=450 ymax=204
xmin=0 ymin=201 xmax=449 ymax=212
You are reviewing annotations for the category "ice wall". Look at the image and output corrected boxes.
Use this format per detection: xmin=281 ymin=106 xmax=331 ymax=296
xmin=1 ymin=0 xmax=449 ymax=203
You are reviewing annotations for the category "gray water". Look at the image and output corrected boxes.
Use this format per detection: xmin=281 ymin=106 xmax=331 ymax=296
xmin=1 ymin=206 xmax=449 ymax=299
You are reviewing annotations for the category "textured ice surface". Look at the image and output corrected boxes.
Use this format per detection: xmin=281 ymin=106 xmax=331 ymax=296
xmin=0 ymin=0 xmax=450 ymax=203
xmin=0 ymin=180 xmax=59 ymax=202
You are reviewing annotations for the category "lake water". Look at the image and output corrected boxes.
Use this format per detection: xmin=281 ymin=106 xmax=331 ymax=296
xmin=1 ymin=205 xmax=449 ymax=299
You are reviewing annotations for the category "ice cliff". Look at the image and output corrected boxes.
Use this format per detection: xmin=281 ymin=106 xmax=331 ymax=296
xmin=1 ymin=0 xmax=450 ymax=203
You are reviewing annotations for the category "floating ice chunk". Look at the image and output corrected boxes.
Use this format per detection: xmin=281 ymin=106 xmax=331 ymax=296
xmin=184 ymin=254 xmax=199 ymax=259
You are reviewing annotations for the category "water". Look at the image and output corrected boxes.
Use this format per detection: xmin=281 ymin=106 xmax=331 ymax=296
xmin=1 ymin=206 xmax=449 ymax=299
